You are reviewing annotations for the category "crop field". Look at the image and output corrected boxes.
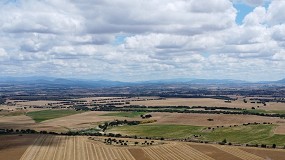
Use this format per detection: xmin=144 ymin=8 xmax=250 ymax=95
xmin=100 ymin=111 xmax=146 ymax=118
xmin=128 ymin=98 xmax=285 ymax=111
xmin=26 ymin=110 xmax=85 ymax=123
xmin=0 ymin=111 xmax=141 ymax=132
xmin=14 ymin=100 xmax=64 ymax=106
xmin=108 ymin=124 xmax=285 ymax=146
xmin=1 ymin=135 xmax=283 ymax=160
xmin=2 ymin=96 xmax=285 ymax=159
xmin=0 ymin=135 xmax=39 ymax=160
xmin=19 ymin=135 xmax=134 ymax=160
xmin=150 ymin=112 xmax=285 ymax=126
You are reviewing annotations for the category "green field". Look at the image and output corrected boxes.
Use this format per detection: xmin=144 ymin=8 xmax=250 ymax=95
xmin=109 ymin=124 xmax=202 ymax=138
xmin=248 ymin=109 xmax=285 ymax=115
xmin=26 ymin=110 xmax=84 ymax=123
xmin=108 ymin=124 xmax=285 ymax=146
xmin=100 ymin=111 xmax=146 ymax=118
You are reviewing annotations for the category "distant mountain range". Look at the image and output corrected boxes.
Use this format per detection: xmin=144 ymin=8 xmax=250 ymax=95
xmin=0 ymin=76 xmax=284 ymax=88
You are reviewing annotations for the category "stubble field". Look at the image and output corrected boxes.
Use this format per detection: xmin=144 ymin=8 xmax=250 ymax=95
xmin=2 ymin=135 xmax=285 ymax=160
xmin=128 ymin=98 xmax=285 ymax=111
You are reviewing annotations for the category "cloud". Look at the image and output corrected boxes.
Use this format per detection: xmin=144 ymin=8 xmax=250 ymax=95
xmin=75 ymin=0 xmax=236 ymax=35
xmin=0 ymin=0 xmax=285 ymax=81
xmin=0 ymin=48 xmax=8 ymax=58
xmin=233 ymin=0 xmax=268 ymax=6
xmin=267 ymin=1 xmax=285 ymax=25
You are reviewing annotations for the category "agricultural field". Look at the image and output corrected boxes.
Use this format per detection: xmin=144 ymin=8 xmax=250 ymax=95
xmin=149 ymin=112 xmax=285 ymax=127
xmin=0 ymin=135 xmax=39 ymax=160
xmin=100 ymin=111 xmax=146 ymax=118
xmin=0 ymin=111 xmax=143 ymax=132
xmin=1 ymin=96 xmax=285 ymax=159
xmin=1 ymin=135 xmax=285 ymax=160
xmin=128 ymin=97 xmax=285 ymax=111
xmin=26 ymin=110 xmax=85 ymax=123
xmin=108 ymin=124 xmax=285 ymax=146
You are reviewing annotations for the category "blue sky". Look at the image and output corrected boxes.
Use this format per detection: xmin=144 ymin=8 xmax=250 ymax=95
xmin=234 ymin=0 xmax=270 ymax=24
xmin=0 ymin=0 xmax=285 ymax=82
xmin=235 ymin=3 xmax=255 ymax=24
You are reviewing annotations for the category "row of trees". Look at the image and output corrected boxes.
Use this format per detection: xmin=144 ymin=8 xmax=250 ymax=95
xmin=98 ymin=120 xmax=140 ymax=132
xmin=0 ymin=97 xmax=5 ymax=104
xmin=103 ymin=138 xmax=155 ymax=146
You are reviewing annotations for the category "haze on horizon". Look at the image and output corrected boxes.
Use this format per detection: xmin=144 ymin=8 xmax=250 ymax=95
xmin=0 ymin=0 xmax=285 ymax=82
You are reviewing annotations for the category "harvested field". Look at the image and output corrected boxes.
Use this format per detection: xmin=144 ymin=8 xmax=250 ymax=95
xmin=275 ymin=125 xmax=285 ymax=134
xmin=189 ymin=143 xmax=242 ymax=160
xmin=15 ymin=100 xmax=64 ymax=106
xmin=0 ymin=115 xmax=36 ymax=129
xmin=151 ymin=112 xmax=285 ymax=126
xmin=75 ymin=96 xmax=159 ymax=103
xmin=129 ymin=98 xmax=285 ymax=110
xmin=1 ymin=135 xmax=284 ymax=160
xmin=128 ymin=148 xmax=152 ymax=160
xmin=0 ymin=111 xmax=141 ymax=132
xmin=20 ymin=135 xmax=136 ymax=160
xmin=100 ymin=111 xmax=146 ymax=118
xmin=0 ymin=135 xmax=38 ymax=160
xmin=37 ymin=111 xmax=140 ymax=132
xmin=240 ymin=147 xmax=285 ymax=160
xmin=143 ymin=143 xmax=215 ymax=160
xmin=213 ymin=145 xmax=264 ymax=160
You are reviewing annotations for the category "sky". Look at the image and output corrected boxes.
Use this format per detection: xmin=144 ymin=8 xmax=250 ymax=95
xmin=0 ymin=0 xmax=285 ymax=82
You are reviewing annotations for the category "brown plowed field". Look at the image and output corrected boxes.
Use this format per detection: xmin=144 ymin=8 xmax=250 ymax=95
xmin=0 ymin=135 xmax=39 ymax=160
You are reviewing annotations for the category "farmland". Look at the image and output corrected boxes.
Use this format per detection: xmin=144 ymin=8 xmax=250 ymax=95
xmin=108 ymin=124 xmax=285 ymax=146
xmin=1 ymin=135 xmax=285 ymax=160
xmin=1 ymin=83 xmax=285 ymax=159
xmin=127 ymin=98 xmax=285 ymax=111
xmin=26 ymin=110 xmax=85 ymax=123
xmin=100 ymin=111 xmax=146 ymax=118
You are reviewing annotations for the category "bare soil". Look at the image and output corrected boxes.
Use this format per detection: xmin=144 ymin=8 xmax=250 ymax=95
xmin=128 ymin=148 xmax=152 ymax=160
xmin=0 ymin=134 xmax=38 ymax=160
xmin=189 ymin=143 xmax=242 ymax=160
xmin=240 ymin=147 xmax=285 ymax=160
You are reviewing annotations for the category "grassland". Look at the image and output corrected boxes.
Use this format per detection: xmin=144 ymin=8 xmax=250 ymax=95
xmin=26 ymin=109 xmax=84 ymax=123
xmin=108 ymin=124 xmax=285 ymax=146
xmin=110 ymin=124 xmax=203 ymax=138
xmin=100 ymin=111 xmax=146 ymax=118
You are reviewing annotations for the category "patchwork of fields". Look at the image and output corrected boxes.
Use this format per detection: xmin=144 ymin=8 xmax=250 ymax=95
xmin=1 ymin=135 xmax=285 ymax=160
xmin=1 ymin=97 xmax=285 ymax=159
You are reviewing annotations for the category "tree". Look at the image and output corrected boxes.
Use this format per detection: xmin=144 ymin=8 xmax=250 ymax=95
xmin=261 ymin=144 xmax=266 ymax=148
xmin=221 ymin=139 xmax=227 ymax=145
xmin=272 ymin=144 xmax=276 ymax=148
